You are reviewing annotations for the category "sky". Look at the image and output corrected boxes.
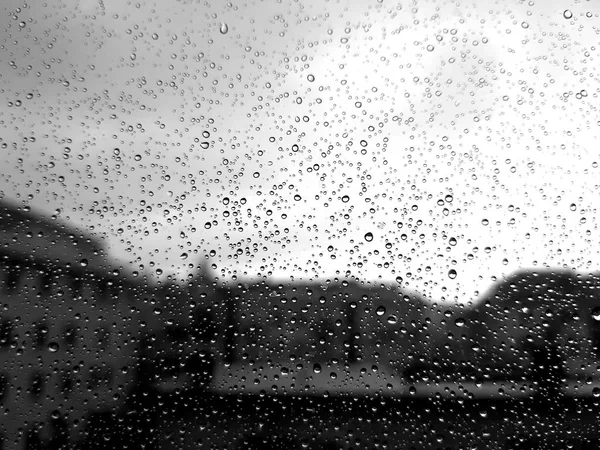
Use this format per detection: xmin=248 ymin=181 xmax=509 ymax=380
xmin=1 ymin=0 xmax=600 ymax=303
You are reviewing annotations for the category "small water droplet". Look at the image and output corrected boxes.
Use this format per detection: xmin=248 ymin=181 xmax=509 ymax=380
xmin=387 ymin=315 xmax=398 ymax=325
xmin=448 ymin=269 xmax=457 ymax=279
xmin=200 ymin=142 xmax=210 ymax=149
xmin=593 ymin=387 xmax=600 ymax=397
xmin=592 ymin=307 xmax=600 ymax=321
xmin=454 ymin=317 xmax=465 ymax=327
xmin=376 ymin=306 xmax=386 ymax=316
xmin=180 ymin=253 xmax=188 ymax=260
xmin=563 ymin=10 xmax=573 ymax=19
xmin=220 ymin=23 xmax=228 ymax=34
xmin=364 ymin=232 xmax=374 ymax=242
xmin=48 ymin=342 xmax=59 ymax=352
xmin=152 ymin=33 xmax=159 ymax=40
xmin=80 ymin=259 xmax=88 ymax=267
xmin=307 ymin=74 xmax=315 ymax=82
xmin=341 ymin=195 xmax=350 ymax=203
xmin=204 ymin=222 xmax=212 ymax=229
xmin=313 ymin=363 xmax=322 ymax=374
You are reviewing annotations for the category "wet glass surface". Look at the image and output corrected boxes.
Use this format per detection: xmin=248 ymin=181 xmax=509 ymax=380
xmin=1 ymin=0 xmax=600 ymax=448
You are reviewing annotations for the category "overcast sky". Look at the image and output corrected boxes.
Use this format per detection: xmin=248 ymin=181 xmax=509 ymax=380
xmin=1 ymin=0 xmax=600 ymax=303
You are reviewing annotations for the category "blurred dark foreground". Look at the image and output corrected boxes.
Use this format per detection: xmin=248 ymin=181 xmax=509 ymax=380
xmin=68 ymin=387 xmax=600 ymax=450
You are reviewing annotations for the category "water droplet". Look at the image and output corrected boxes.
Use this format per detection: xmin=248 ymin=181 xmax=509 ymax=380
xmin=521 ymin=21 xmax=529 ymax=29
xmin=48 ymin=342 xmax=59 ymax=352
xmin=593 ymin=387 xmax=600 ymax=397
xmin=130 ymin=53 xmax=136 ymax=61
xmin=592 ymin=307 xmax=600 ymax=321
xmin=426 ymin=44 xmax=435 ymax=52
xmin=134 ymin=154 xmax=142 ymax=161
xmin=219 ymin=23 xmax=228 ymax=34
xmin=329 ymin=372 xmax=337 ymax=380
xmin=570 ymin=203 xmax=577 ymax=211
xmin=180 ymin=253 xmax=188 ymax=260
xmin=204 ymin=222 xmax=212 ymax=229
xmin=445 ymin=194 xmax=453 ymax=203
xmin=376 ymin=306 xmax=386 ymax=316
xmin=563 ymin=10 xmax=573 ymax=19
xmin=364 ymin=232 xmax=374 ymax=242
xmin=307 ymin=74 xmax=315 ymax=82
xmin=454 ymin=317 xmax=465 ymax=327
xmin=448 ymin=269 xmax=457 ymax=279
xmin=294 ymin=194 xmax=302 ymax=201
xmin=80 ymin=259 xmax=88 ymax=267
xmin=449 ymin=237 xmax=457 ymax=246
xmin=481 ymin=218 xmax=489 ymax=226
xmin=313 ymin=363 xmax=322 ymax=374
xmin=152 ymin=33 xmax=159 ymax=40
xmin=387 ymin=315 xmax=398 ymax=325
xmin=19 ymin=22 xmax=26 ymax=28
xmin=200 ymin=142 xmax=210 ymax=149
xmin=341 ymin=195 xmax=350 ymax=203
xmin=153 ymin=308 xmax=162 ymax=315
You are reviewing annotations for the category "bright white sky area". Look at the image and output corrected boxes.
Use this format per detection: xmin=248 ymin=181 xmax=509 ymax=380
xmin=1 ymin=0 xmax=600 ymax=303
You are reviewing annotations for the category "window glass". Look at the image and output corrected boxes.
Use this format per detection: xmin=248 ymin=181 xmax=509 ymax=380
xmin=32 ymin=320 xmax=49 ymax=350
xmin=63 ymin=324 xmax=78 ymax=349
xmin=2 ymin=1 xmax=600 ymax=449
xmin=0 ymin=320 xmax=13 ymax=349
xmin=96 ymin=326 xmax=110 ymax=350
xmin=0 ymin=373 xmax=8 ymax=403
xmin=29 ymin=371 xmax=45 ymax=400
